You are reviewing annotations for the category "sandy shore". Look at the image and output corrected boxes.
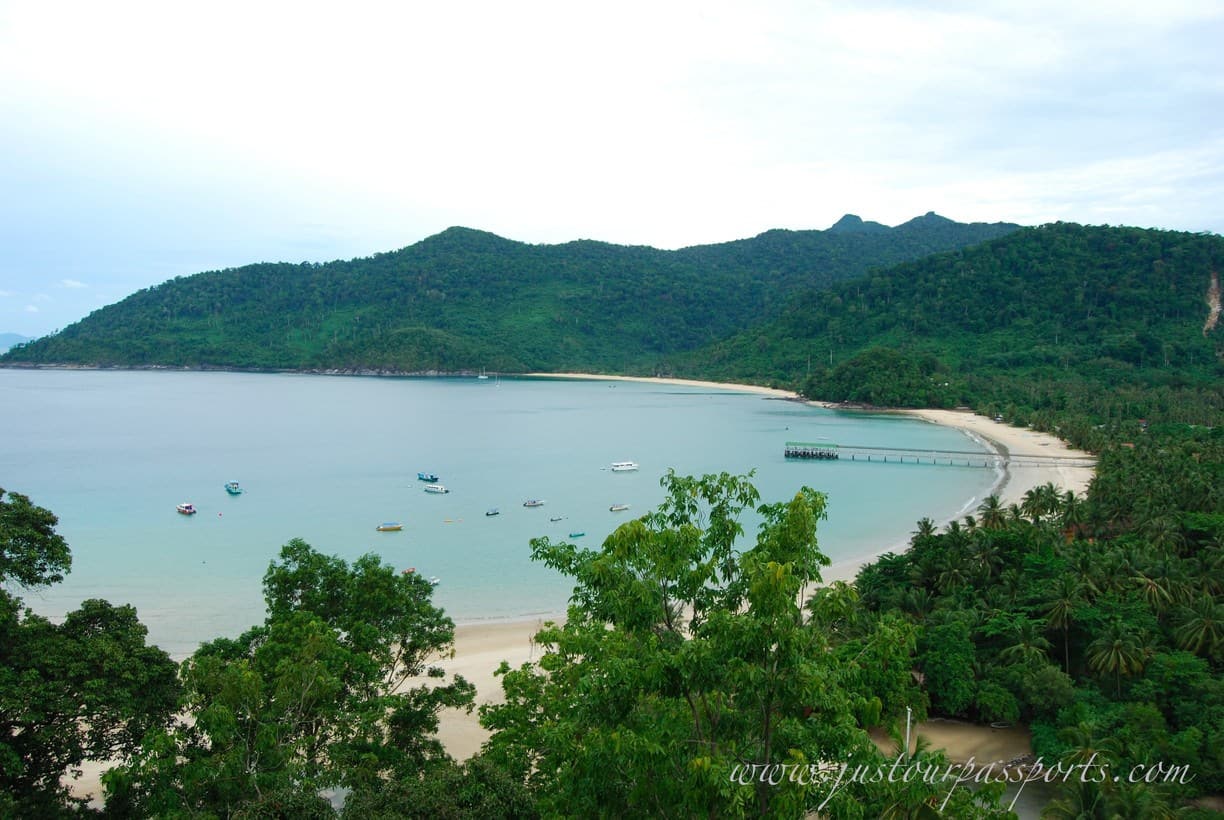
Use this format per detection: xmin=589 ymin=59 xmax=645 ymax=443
xmin=433 ymin=375 xmax=1097 ymax=761
xmin=68 ymin=375 xmax=1093 ymax=801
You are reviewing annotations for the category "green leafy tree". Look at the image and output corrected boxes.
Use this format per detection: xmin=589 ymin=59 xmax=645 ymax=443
xmin=482 ymin=472 xmax=1005 ymax=817
xmin=0 ymin=487 xmax=71 ymax=588
xmin=107 ymin=539 xmax=474 ymax=817
xmin=918 ymin=620 xmax=977 ymax=716
xmin=0 ymin=490 xmax=179 ymax=817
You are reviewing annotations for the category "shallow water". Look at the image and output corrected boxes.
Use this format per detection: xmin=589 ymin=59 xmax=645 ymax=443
xmin=2 ymin=369 xmax=998 ymax=657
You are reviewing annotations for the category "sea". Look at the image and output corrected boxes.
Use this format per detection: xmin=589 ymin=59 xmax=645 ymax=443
xmin=1 ymin=369 xmax=1001 ymax=659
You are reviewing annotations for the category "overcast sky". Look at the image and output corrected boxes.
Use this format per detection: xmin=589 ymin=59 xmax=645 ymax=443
xmin=2 ymin=0 xmax=1221 ymax=337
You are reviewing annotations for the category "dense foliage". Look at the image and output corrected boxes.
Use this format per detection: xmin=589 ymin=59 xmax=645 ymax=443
xmin=481 ymin=471 xmax=1012 ymax=818
xmin=0 ymin=489 xmax=180 ymax=818
xmin=4 ymin=216 xmax=1222 ymax=816
xmin=690 ymin=223 xmax=1222 ymax=409
xmin=0 ymin=214 xmax=1016 ymax=373
xmin=106 ymin=540 xmax=479 ymax=818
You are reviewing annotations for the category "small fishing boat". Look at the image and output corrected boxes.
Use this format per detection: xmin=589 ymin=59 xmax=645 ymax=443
xmin=417 ymin=472 xmax=439 ymax=482
xmin=609 ymin=503 xmax=630 ymax=512
xmin=485 ymin=508 xmax=500 ymax=516
xmin=176 ymin=502 xmax=197 ymax=516
xmin=376 ymin=522 xmax=403 ymax=532
xmin=423 ymin=484 xmax=450 ymax=494
xmin=549 ymin=516 xmax=563 ymax=522
xmin=523 ymin=499 xmax=545 ymax=507
xmin=610 ymin=461 xmax=639 ymax=472
xmin=224 ymin=481 xmax=243 ymax=495
xmin=568 ymin=531 xmax=585 ymax=538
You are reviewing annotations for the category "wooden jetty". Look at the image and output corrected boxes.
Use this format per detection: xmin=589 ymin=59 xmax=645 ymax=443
xmin=785 ymin=441 xmax=1096 ymax=469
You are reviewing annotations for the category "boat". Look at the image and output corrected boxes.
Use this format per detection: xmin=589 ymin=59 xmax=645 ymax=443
xmin=429 ymin=576 xmax=441 ymax=585
xmin=176 ymin=503 xmax=197 ymax=515
xmin=568 ymin=531 xmax=585 ymax=538
xmin=423 ymin=484 xmax=450 ymax=494
xmin=523 ymin=499 xmax=545 ymax=507
xmin=376 ymin=522 xmax=403 ymax=532
xmin=609 ymin=503 xmax=630 ymax=512
xmin=549 ymin=516 xmax=563 ymax=522
xmin=610 ymin=461 xmax=639 ymax=472
xmin=485 ymin=508 xmax=500 ymax=516
xmin=224 ymin=481 xmax=243 ymax=495
xmin=417 ymin=472 xmax=439 ymax=482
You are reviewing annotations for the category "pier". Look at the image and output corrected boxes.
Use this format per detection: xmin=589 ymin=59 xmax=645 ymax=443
xmin=784 ymin=441 xmax=1096 ymax=469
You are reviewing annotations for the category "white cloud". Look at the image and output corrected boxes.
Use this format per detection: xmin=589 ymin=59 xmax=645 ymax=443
xmin=23 ymin=305 xmax=38 ymax=313
xmin=0 ymin=0 xmax=1221 ymax=334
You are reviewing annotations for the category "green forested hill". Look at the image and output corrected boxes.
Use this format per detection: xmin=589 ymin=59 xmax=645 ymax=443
xmin=689 ymin=223 xmax=1223 ymax=425
xmin=0 ymin=214 xmax=1015 ymax=372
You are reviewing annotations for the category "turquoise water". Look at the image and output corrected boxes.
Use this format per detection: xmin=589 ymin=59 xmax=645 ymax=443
xmin=1 ymin=370 xmax=998 ymax=658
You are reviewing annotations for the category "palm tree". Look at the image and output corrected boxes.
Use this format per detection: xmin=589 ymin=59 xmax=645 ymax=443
xmin=1042 ymin=778 xmax=1111 ymax=819
xmin=1042 ymin=575 xmax=1082 ymax=674
xmin=1087 ymin=620 xmax=1147 ymax=696
xmin=998 ymin=618 xmax=1053 ymax=666
xmin=911 ymin=517 xmax=937 ymax=542
xmin=1131 ymin=568 xmax=1178 ymax=615
xmin=1057 ymin=490 xmax=1086 ymax=541
xmin=1172 ymin=595 xmax=1224 ymax=659
xmin=976 ymin=494 xmax=1007 ymax=530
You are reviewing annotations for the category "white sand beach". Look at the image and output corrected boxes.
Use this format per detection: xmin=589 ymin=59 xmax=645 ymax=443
xmin=69 ymin=377 xmax=1092 ymax=801
xmin=434 ymin=376 xmax=1097 ymax=761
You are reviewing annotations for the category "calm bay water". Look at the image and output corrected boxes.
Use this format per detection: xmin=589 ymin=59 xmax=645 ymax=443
xmin=1 ymin=370 xmax=998 ymax=658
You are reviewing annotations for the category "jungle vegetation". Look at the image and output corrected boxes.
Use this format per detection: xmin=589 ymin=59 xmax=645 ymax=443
xmin=0 ymin=213 xmax=1016 ymax=373
xmin=2 ymin=217 xmax=1222 ymax=816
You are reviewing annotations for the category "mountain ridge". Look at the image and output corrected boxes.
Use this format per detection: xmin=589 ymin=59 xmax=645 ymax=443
xmin=1 ymin=213 xmax=1019 ymax=373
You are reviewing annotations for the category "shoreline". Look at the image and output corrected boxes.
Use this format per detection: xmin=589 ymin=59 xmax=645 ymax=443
xmin=433 ymin=373 xmax=1096 ymax=761
xmin=64 ymin=371 xmax=1096 ymax=799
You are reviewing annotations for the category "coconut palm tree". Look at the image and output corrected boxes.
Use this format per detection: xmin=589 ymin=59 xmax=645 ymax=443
xmin=911 ymin=517 xmax=937 ymax=542
xmin=1041 ymin=778 xmax=1111 ymax=819
xmin=1172 ymin=595 xmax=1224 ymax=659
xmin=998 ymin=618 xmax=1054 ymax=666
xmin=1057 ymin=489 xmax=1085 ymax=540
xmin=1042 ymin=575 xmax=1082 ymax=674
xmin=1087 ymin=620 xmax=1147 ymax=696
xmin=976 ymin=494 xmax=1007 ymax=530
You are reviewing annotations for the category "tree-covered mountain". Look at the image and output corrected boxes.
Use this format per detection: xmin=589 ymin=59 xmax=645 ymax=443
xmin=0 ymin=214 xmax=1016 ymax=372
xmin=688 ymin=223 xmax=1223 ymax=425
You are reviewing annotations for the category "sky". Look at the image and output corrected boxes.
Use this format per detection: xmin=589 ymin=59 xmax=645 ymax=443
xmin=2 ymin=1 xmax=1222 ymax=338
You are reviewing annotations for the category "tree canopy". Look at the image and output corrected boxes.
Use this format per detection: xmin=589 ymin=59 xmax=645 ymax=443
xmin=105 ymin=539 xmax=476 ymax=818
xmin=0 ymin=489 xmax=179 ymax=818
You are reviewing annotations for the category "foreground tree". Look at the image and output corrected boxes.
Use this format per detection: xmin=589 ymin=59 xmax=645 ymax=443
xmin=482 ymin=471 xmax=1009 ymax=818
xmin=0 ymin=489 xmax=180 ymax=816
xmin=107 ymin=539 xmax=474 ymax=816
